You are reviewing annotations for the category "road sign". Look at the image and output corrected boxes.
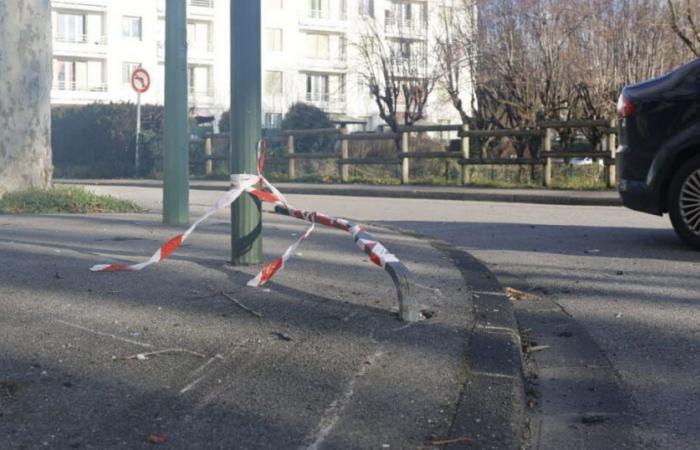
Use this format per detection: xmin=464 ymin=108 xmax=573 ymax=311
xmin=131 ymin=68 xmax=151 ymax=94
xmin=131 ymin=68 xmax=150 ymax=175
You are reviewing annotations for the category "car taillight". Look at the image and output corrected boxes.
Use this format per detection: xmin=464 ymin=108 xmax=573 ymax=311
xmin=617 ymin=93 xmax=634 ymax=118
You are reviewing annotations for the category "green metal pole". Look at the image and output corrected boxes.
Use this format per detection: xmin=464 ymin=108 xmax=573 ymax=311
xmin=163 ymin=0 xmax=189 ymax=226
xmin=230 ymin=0 xmax=262 ymax=265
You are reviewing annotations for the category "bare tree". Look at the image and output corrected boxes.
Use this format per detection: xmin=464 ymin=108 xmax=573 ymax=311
xmin=0 ymin=0 xmax=53 ymax=196
xmin=435 ymin=0 xmax=690 ymax=157
xmin=356 ymin=19 xmax=438 ymax=142
xmin=668 ymin=0 xmax=700 ymax=56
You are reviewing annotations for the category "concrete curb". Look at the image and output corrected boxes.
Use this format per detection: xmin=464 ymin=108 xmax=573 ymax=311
xmin=58 ymin=179 xmax=623 ymax=207
xmin=373 ymin=223 xmax=527 ymax=449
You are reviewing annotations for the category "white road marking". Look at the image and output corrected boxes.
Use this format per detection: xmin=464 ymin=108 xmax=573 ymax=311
xmin=304 ymin=351 xmax=385 ymax=450
xmin=56 ymin=320 xmax=153 ymax=348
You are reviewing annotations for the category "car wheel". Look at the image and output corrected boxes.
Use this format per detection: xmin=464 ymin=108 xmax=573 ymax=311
xmin=669 ymin=155 xmax=700 ymax=249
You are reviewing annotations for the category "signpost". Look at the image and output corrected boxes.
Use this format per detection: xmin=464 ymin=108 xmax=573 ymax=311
xmin=131 ymin=67 xmax=151 ymax=175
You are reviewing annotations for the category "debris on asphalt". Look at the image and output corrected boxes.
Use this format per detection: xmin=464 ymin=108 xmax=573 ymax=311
xmin=221 ymin=292 xmax=263 ymax=318
xmin=581 ymin=414 xmax=608 ymax=425
xmin=615 ymin=313 xmax=623 ymax=318
xmin=526 ymin=345 xmax=550 ymax=354
xmin=504 ymin=287 xmax=539 ymax=302
xmin=421 ymin=309 xmax=436 ymax=319
xmin=584 ymin=249 xmax=601 ymax=254
xmin=427 ymin=436 xmax=473 ymax=446
xmin=271 ymin=332 xmax=293 ymax=342
xmin=616 ymin=270 xmax=624 ymax=276
xmin=557 ymin=331 xmax=573 ymax=338
xmin=146 ymin=433 xmax=167 ymax=444
xmin=113 ymin=348 xmax=207 ymax=361
xmin=0 ymin=380 xmax=21 ymax=398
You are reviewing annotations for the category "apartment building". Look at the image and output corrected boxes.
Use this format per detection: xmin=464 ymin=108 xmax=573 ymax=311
xmin=50 ymin=0 xmax=470 ymax=130
xmin=51 ymin=0 xmax=222 ymax=110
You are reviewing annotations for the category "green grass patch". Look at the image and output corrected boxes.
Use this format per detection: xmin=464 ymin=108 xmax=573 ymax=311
xmin=0 ymin=186 xmax=142 ymax=214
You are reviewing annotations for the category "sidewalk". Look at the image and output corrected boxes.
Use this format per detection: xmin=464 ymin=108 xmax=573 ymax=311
xmin=59 ymin=179 xmax=623 ymax=207
xmin=0 ymin=191 xmax=522 ymax=448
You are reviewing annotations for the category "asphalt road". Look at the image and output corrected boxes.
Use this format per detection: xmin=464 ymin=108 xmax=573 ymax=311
xmin=86 ymin=186 xmax=699 ymax=449
xmin=300 ymin=194 xmax=700 ymax=450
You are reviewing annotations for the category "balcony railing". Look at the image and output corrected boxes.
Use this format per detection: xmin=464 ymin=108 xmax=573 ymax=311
xmin=55 ymin=33 xmax=108 ymax=46
xmin=384 ymin=17 xmax=427 ymax=37
xmin=189 ymin=0 xmax=214 ymax=7
xmin=189 ymin=41 xmax=215 ymax=53
xmin=53 ymin=81 xmax=108 ymax=92
xmin=302 ymin=56 xmax=348 ymax=71
xmin=188 ymin=86 xmax=215 ymax=97
xmin=300 ymin=92 xmax=346 ymax=112
xmin=158 ymin=40 xmax=213 ymax=58
xmin=298 ymin=9 xmax=347 ymax=27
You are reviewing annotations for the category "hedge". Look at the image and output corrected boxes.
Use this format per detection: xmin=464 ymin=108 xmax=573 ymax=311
xmin=52 ymin=103 xmax=164 ymax=178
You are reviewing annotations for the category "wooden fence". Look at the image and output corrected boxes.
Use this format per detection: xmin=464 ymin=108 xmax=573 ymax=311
xmin=201 ymin=119 xmax=618 ymax=188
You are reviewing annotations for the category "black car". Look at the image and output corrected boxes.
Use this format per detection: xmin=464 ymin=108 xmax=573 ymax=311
xmin=616 ymin=58 xmax=700 ymax=248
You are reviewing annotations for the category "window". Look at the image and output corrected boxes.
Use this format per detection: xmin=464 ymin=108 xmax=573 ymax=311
xmin=188 ymin=65 xmax=212 ymax=95
xmin=306 ymin=74 xmax=329 ymax=101
xmin=358 ymin=0 xmax=374 ymax=17
xmin=306 ymin=33 xmax=329 ymax=59
xmin=122 ymin=62 xmax=141 ymax=84
xmin=187 ymin=21 xmax=212 ymax=51
xmin=53 ymin=58 xmax=104 ymax=91
xmin=56 ymin=13 xmax=86 ymax=43
xmin=266 ymin=28 xmax=283 ymax=52
xmin=122 ymin=16 xmax=142 ymax=40
xmin=308 ymin=0 xmax=326 ymax=18
xmin=264 ymin=71 xmax=283 ymax=95
xmin=264 ymin=113 xmax=283 ymax=129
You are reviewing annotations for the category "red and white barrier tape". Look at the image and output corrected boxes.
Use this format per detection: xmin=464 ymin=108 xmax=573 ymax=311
xmin=92 ymin=141 xmax=407 ymax=291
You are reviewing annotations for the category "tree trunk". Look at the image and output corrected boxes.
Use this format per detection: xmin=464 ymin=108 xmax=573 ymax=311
xmin=0 ymin=0 xmax=53 ymax=197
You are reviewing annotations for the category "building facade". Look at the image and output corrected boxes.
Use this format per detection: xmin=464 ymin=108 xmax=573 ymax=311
xmin=50 ymin=0 xmax=470 ymax=130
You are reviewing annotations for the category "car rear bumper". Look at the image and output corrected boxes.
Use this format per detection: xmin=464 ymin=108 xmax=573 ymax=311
xmin=616 ymin=145 xmax=662 ymax=215
xmin=617 ymin=179 xmax=660 ymax=214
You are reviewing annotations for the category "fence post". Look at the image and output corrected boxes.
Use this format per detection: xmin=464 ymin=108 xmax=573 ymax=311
xmin=607 ymin=120 xmax=617 ymax=188
xmin=340 ymin=126 xmax=349 ymax=182
xmin=287 ymin=134 xmax=296 ymax=180
xmin=401 ymin=131 xmax=410 ymax=184
xmin=461 ymin=124 xmax=470 ymax=185
xmin=204 ymin=136 xmax=213 ymax=176
xmin=543 ymin=127 xmax=553 ymax=187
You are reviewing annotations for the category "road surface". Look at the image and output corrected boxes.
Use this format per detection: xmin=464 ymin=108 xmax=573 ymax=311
xmin=88 ymin=186 xmax=700 ymax=449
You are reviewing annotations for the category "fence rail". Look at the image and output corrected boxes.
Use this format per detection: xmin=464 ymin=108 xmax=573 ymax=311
xmin=200 ymin=119 xmax=618 ymax=187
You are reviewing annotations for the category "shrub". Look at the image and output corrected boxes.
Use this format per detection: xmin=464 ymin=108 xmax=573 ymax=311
xmin=281 ymin=103 xmax=336 ymax=153
xmin=52 ymin=103 xmax=164 ymax=178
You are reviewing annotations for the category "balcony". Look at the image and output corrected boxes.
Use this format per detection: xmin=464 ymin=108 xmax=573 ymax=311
xmin=52 ymin=0 xmax=107 ymax=10
xmin=298 ymin=9 xmax=348 ymax=31
xmin=53 ymin=81 xmax=107 ymax=92
xmin=54 ymin=33 xmax=108 ymax=56
xmin=300 ymin=92 xmax=346 ymax=113
xmin=158 ymin=0 xmax=214 ymax=15
xmin=157 ymin=40 xmax=213 ymax=61
xmin=188 ymin=86 xmax=216 ymax=106
xmin=189 ymin=0 xmax=214 ymax=7
xmin=55 ymin=33 xmax=107 ymax=45
xmin=51 ymin=80 xmax=109 ymax=104
xmin=384 ymin=18 xmax=427 ymax=39
xmin=301 ymin=56 xmax=348 ymax=72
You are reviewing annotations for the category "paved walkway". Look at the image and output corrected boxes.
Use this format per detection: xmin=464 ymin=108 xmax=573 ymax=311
xmin=0 ymin=191 xmax=490 ymax=449
xmin=59 ymin=179 xmax=622 ymax=207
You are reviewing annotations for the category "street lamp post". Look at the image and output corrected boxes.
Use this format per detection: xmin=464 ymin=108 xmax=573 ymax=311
xmin=163 ymin=0 xmax=189 ymax=226
xmin=230 ymin=0 xmax=263 ymax=265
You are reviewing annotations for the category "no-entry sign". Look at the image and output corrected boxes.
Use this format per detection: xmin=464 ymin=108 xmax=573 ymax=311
xmin=131 ymin=68 xmax=151 ymax=94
